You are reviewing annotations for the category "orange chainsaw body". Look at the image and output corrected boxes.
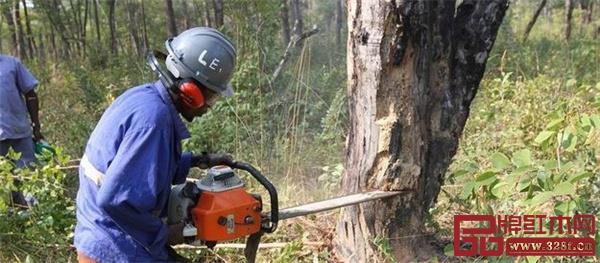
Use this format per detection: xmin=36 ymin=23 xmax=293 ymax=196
xmin=191 ymin=187 xmax=262 ymax=241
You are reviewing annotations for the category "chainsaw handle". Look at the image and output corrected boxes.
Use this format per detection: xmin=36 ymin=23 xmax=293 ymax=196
xmin=230 ymin=162 xmax=278 ymax=233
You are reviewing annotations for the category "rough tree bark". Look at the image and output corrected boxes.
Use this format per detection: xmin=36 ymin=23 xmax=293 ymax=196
xmin=280 ymin=0 xmax=291 ymax=46
xmin=523 ymin=0 xmax=547 ymax=42
xmin=334 ymin=0 xmax=509 ymax=262
xmin=565 ymin=0 xmax=574 ymax=40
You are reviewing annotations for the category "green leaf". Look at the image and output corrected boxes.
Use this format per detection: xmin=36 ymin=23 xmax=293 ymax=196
xmin=443 ymin=243 xmax=454 ymax=256
xmin=534 ymin=131 xmax=555 ymax=145
xmin=491 ymin=182 xmax=508 ymax=198
xmin=526 ymin=256 xmax=540 ymax=263
xmin=569 ymin=172 xmax=592 ymax=183
xmin=512 ymin=149 xmax=533 ymax=168
xmin=490 ymin=152 xmax=511 ymax=170
xmin=530 ymin=191 xmax=554 ymax=206
xmin=590 ymin=114 xmax=600 ymax=127
xmin=517 ymin=180 xmax=532 ymax=192
xmin=461 ymin=181 xmax=476 ymax=199
xmin=553 ymin=182 xmax=575 ymax=195
xmin=580 ymin=115 xmax=592 ymax=129
xmin=545 ymin=118 xmax=564 ymax=131
xmin=505 ymin=173 xmax=520 ymax=186
xmin=554 ymin=200 xmax=575 ymax=215
xmin=542 ymin=159 xmax=558 ymax=170
xmin=476 ymin=171 xmax=497 ymax=186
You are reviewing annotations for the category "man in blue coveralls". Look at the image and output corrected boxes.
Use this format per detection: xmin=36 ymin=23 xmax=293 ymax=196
xmin=74 ymin=27 xmax=237 ymax=262
xmin=0 ymin=54 xmax=43 ymax=207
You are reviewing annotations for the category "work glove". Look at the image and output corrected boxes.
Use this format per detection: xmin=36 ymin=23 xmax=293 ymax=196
xmin=191 ymin=152 xmax=234 ymax=169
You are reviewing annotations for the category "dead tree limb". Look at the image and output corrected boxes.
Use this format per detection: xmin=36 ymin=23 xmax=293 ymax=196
xmin=523 ymin=0 xmax=547 ymax=42
xmin=270 ymin=24 xmax=319 ymax=85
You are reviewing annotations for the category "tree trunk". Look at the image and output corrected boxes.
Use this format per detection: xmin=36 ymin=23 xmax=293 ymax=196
xmin=565 ymin=0 xmax=574 ymax=40
xmin=213 ymin=0 xmax=224 ymax=28
xmin=37 ymin=32 xmax=45 ymax=60
xmin=68 ymin=0 xmax=81 ymax=55
xmin=581 ymin=0 xmax=594 ymax=25
xmin=203 ymin=0 xmax=212 ymax=27
xmin=81 ymin=0 xmax=89 ymax=55
xmin=182 ymin=0 xmax=191 ymax=29
xmin=291 ymin=0 xmax=304 ymax=48
xmin=523 ymin=0 xmax=546 ymax=42
xmin=334 ymin=0 xmax=509 ymax=262
xmin=291 ymin=0 xmax=303 ymax=37
xmin=21 ymin=0 xmax=35 ymax=58
xmin=93 ymin=0 xmax=101 ymax=46
xmin=280 ymin=0 xmax=291 ymax=46
xmin=334 ymin=0 xmax=344 ymax=47
xmin=13 ymin=0 xmax=26 ymax=59
xmin=126 ymin=0 xmax=142 ymax=57
xmin=50 ymin=25 xmax=57 ymax=59
xmin=2 ymin=2 xmax=17 ymax=56
xmin=141 ymin=0 xmax=149 ymax=53
xmin=107 ymin=0 xmax=118 ymax=55
xmin=165 ymin=0 xmax=177 ymax=37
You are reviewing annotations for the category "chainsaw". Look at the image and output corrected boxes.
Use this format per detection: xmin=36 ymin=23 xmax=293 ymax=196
xmin=167 ymin=161 xmax=401 ymax=262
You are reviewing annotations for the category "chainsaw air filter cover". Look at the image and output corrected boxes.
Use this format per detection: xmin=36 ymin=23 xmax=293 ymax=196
xmin=191 ymin=166 xmax=262 ymax=241
xmin=196 ymin=166 xmax=243 ymax=192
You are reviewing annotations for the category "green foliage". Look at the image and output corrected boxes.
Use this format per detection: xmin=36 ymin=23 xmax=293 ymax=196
xmin=0 ymin=149 xmax=76 ymax=261
xmin=436 ymin=2 xmax=600 ymax=261
xmin=372 ymin=236 xmax=397 ymax=263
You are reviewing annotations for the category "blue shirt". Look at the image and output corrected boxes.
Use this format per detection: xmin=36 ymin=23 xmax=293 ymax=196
xmin=0 ymin=55 xmax=39 ymax=140
xmin=74 ymin=81 xmax=192 ymax=262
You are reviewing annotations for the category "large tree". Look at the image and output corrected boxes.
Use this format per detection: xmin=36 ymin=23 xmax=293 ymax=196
xmin=334 ymin=0 xmax=509 ymax=261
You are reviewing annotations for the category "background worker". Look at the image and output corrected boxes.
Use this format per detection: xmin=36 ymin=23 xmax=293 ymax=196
xmin=74 ymin=27 xmax=237 ymax=262
xmin=0 ymin=54 xmax=42 ymax=207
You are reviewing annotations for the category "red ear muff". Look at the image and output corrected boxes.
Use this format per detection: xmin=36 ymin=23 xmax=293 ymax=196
xmin=178 ymin=81 xmax=205 ymax=109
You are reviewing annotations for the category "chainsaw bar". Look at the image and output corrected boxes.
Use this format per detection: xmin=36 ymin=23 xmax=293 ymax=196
xmin=270 ymin=190 xmax=403 ymax=220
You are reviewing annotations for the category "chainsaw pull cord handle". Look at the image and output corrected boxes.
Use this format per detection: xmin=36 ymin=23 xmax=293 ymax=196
xmin=228 ymin=161 xmax=278 ymax=233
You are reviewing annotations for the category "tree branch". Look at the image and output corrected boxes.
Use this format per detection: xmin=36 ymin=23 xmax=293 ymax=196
xmin=270 ymin=24 xmax=319 ymax=85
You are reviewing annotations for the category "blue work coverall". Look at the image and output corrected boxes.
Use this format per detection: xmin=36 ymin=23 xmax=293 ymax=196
xmin=74 ymin=81 xmax=192 ymax=261
xmin=0 ymin=54 xmax=39 ymax=167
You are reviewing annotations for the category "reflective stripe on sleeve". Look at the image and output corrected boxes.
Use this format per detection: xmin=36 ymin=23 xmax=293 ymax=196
xmin=80 ymin=154 xmax=105 ymax=186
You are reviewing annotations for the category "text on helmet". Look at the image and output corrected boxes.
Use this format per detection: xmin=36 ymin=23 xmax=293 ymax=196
xmin=198 ymin=50 xmax=222 ymax=73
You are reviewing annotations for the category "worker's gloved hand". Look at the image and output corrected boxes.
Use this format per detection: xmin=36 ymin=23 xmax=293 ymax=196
xmin=168 ymin=222 xmax=185 ymax=246
xmin=191 ymin=152 xmax=234 ymax=169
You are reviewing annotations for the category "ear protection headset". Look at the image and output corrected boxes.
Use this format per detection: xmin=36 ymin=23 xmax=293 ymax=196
xmin=146 ymin=51 xmax=206 ymax=109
